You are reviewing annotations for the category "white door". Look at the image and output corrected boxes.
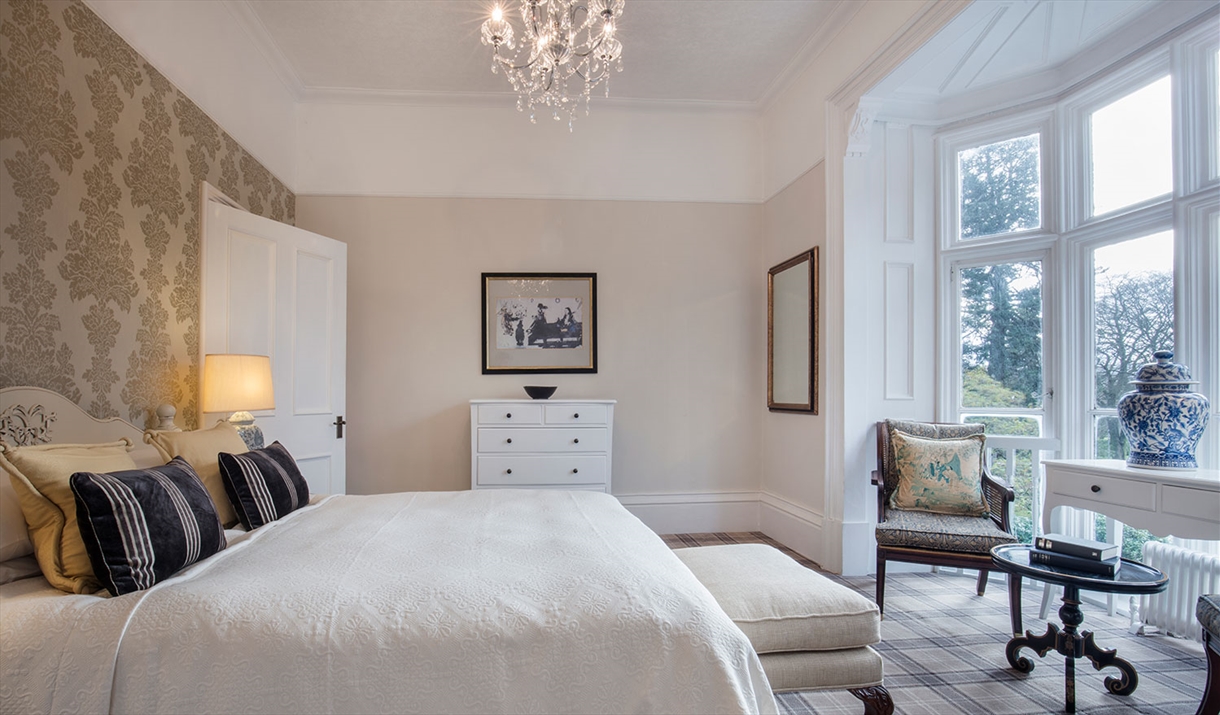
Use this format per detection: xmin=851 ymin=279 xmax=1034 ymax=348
xmin=201 ymin=187 xmax=347 ymax=494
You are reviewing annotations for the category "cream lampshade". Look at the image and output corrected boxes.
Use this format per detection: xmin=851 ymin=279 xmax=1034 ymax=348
xmin=201 ymin=354 xmax=275 ymax=426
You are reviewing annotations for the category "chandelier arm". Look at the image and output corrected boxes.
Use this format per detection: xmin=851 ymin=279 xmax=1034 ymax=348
xmin=496 ymin=53 xmax=541 ymax=72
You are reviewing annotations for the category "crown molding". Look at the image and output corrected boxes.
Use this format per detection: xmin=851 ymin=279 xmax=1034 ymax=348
xmin=756 ymin=0 xmax=863 ymax=112
xmin=223 ymin=0 xmax=306 ymax=101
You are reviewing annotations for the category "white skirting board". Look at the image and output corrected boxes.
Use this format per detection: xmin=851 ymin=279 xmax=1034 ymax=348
xmin=617 ymin=492 xmax=761 ymax=535
xmin=616 ymin=491 xmax=826 ymax=569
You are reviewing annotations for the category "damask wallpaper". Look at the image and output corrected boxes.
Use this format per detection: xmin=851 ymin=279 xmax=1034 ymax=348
xmin=0 ymin=0 xmax=294 ymax=429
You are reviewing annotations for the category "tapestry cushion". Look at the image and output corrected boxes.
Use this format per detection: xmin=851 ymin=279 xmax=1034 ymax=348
xmin=875 ymin=508 xmax=1017 ymax=554
xmin=673 ymin=543 xmax=880 ymax=653
xmin=882 ymin=420 xmax=984 ymax=497
xmin=1199 ymin=595 xmax=1220 ymax=637
xmin=0 ymin=440 xmax=137 ymax=593
xmin=145 ymin=421 xmax=249 ymax=528
xmin=218 ymin=442 xmax=310 ymax=530
xmin=889 ymin=430 xmax=988 ymax=516
xmin=71 ymin=457 xmax=226 ymax=596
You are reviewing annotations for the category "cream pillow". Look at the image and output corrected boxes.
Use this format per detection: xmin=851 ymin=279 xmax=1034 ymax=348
xmin=889 ymin=431 xmax=988 ymax=516
xmin=145 ymin=421 xmax=247 ymax=527
xmin=0 ymin=440 xmax=137 ymax=593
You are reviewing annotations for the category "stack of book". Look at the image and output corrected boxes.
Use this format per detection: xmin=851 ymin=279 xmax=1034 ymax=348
xmin=1030 ymin=533 xmax=1122 ymax=577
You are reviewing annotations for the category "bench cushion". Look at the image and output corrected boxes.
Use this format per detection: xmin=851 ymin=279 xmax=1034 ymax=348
xmin=875 ymin=507 xmax=1017 ymax=554
xmin=674 ymin=543 xmax=880 ymax=653
xmin=758 ymin=647 xmax=883 ymax=692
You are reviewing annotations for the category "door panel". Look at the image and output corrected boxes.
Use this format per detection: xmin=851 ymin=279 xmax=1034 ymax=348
xmin=202 ymin=191 xmax=347 ymax=494
xmin=226 ymin=231 xmax=276 ymax=359
xmin=294 ymin=251 xmax=333 ymax=415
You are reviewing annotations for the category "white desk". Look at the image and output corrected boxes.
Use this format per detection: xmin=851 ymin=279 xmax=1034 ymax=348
xmin=1043 ymin=459 xmax=1220 ymax=540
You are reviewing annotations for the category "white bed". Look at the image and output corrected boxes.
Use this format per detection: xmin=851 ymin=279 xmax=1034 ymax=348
xmin=0 ymin=388 xmax=776 ymax=714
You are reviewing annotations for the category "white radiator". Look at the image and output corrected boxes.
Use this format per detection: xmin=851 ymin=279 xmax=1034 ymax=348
xmin=1138 ymin=542 xmax=1220 ymax=643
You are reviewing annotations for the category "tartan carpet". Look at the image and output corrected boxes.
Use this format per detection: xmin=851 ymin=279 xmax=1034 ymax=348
xmin=663 ymin=532 xmax=1207 ymax=715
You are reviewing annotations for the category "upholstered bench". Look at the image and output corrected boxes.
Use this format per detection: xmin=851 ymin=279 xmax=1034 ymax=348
xmin=1199 ymin=595 xmax=1219 ymax=715
xmin=674 ymin=544 xmax=893 ymax=715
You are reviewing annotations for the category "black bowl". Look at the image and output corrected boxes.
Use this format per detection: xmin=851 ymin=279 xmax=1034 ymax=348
xmin=523 ymin=385 xmax=558 ymax=400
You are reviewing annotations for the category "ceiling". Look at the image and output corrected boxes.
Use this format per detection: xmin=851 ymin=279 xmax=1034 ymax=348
xmin=234 ymin=0 xmax=1188 ymax=112
xmin=236 ymin=0 xmax=849 ymax=105
xmin=870 ymin=0 xmax=1163 ymax=112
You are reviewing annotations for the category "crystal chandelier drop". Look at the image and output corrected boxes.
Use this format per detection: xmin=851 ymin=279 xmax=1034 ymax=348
xmin=480 ymin=0 xmax=625 ymax=130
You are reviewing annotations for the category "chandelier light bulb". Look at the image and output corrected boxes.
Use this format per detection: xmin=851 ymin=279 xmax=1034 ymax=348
xmin=480 ymin=0 xmax=625 ymax=130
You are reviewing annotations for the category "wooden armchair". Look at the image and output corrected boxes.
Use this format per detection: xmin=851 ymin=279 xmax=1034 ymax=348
xmin=872 ymin=420 xmax=1023 ymax=636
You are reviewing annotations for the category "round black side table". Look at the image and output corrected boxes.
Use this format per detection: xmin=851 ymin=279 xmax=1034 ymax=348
xmin=991 ymin=543 xmax=1169 ymax=714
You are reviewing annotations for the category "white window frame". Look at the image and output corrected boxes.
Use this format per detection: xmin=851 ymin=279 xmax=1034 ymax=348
xmin=934 ymin=14 xmax=1220 ymax=472
xmin=936 ymin=109 xmax=1056 ymax=251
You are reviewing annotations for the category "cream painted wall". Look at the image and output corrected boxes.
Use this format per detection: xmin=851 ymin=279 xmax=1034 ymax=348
xmin=761 ymin=1 xmax=931 ymax=200
xmin=296 ymin=102 xmax=762 ymax=203
xmin=84 ymin=0 xmax=298 ymax=186
xmin=296 ymin=196 xmax=764 ymax=498
xmin=759 ymin=164 xmax=828 ymax=561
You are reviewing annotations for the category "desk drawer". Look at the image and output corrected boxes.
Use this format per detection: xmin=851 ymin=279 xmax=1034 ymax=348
xmin=1162 ymin=485 xmax=1220 ymax=522
xmin=476 ymin=404 xmax=542 ymax=425
xmin=544 ymin=404 xmax=608 ymax=425
xmin=476 ymin=456 xmax=606 ymax=486
xmin=1052 ymin=473 xmax=1156 ymax=511
xmin=477 ymin=427 xmax=608 ymax=453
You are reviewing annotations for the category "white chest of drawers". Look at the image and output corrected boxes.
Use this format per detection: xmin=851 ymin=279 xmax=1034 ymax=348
xmin=470 ymin=399 xmax=616 ymax=493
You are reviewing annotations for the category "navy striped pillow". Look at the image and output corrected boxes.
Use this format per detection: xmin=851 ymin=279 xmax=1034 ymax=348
xmin=71 ymin=457 xmax=226 ymax=596
xmin=217 ymin=442 xmax=309 ymax=530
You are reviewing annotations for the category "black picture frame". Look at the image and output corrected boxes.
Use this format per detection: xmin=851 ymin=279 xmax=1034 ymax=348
xmin=481 ymin=272 xmax=598 ymax=374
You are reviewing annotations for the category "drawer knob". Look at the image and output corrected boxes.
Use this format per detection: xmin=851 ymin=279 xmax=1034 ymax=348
xmin=507 ymin=438 xmax=513 ymax=444
xmin=506 ymin=469 xmax=512 ymax=474
xmin=572 ymin=468 xmax=579 ymax=474
xmin=1091 ymin=485 xmax=1101 ymax=493
xmin=573 ymin=438 xmax=580 ymax=444
xmin=506 ymin=413 xmax=512 ymax=419
xmin=574 ymin=413 xmax=579 ymax=418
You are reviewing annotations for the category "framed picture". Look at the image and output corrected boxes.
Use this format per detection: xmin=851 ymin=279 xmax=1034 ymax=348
xmin=482 ymin=273 xmax=597 ymax=374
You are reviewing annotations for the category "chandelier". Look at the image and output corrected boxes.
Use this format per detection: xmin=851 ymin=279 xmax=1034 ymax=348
xmin=480 ymin=0 xmax=625 ymax=130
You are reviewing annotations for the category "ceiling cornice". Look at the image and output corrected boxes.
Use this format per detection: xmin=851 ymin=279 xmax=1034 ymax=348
xmin=224 ymin=0 xmax=306 ymax=100
xmin=755 ymin=0 xmax=862 ymax=112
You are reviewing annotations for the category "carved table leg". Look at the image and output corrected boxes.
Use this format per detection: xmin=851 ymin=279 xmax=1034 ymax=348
xmin=848 ymin=685 xmax=894 ymax=715
xmin=1081 ymin=630 xmax=1139 ymax=696
xmin=1005 ymin=622 xmax=1060 ymax=673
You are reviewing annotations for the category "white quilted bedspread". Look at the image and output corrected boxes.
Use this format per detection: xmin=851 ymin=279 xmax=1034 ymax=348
xmin=1 ymin=490 xmax=776 ymax=714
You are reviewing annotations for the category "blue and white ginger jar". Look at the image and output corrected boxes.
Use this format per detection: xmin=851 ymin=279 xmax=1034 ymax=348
xmin=1117 ymin=350 xmax=1210 ymax=470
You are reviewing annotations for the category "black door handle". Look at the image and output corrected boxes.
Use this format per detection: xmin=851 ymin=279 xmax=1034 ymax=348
xmin=334 ymin=415 xmax=346 ymax=439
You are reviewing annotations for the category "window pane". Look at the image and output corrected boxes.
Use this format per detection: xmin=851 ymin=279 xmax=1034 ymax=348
xmin=1091 ymin=76 xmax=1172 ymax=216
xmin=1095 ymin=415 xmax=1130 ymax=460
xmin=960 ymin=261 xmax=1043 ymax=408
xmin=958 ymin=133 xmax=1041 ymax=239
xmin=1093 ymin=231 xmax=1175 ymax=409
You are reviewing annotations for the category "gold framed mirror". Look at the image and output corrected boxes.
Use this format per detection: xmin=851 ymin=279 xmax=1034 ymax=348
xmin=767 ymin=248 xmax=818 ymax=413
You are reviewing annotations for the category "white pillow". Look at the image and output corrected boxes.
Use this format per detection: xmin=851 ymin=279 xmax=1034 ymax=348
xmin=0 ymin=475 xmax=32 ymax=561
xmin=0 ymin=555 xmax=41 ymax=585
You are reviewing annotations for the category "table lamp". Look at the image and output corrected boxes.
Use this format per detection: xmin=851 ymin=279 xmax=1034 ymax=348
xmin=201 ymin=353 xmax=275 ymax=426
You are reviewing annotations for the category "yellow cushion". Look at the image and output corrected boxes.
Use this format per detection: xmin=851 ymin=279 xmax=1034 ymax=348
xmin=0 ymin=440 xmax=137 ymax=593
xmin=145 ymin=422 xmax=247 ymax=527
xmin=889 ymin=431 xmax=987 ymax=516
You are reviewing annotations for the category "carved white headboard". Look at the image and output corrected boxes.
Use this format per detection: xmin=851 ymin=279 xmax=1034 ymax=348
xmin=0 ymin=387 xmax=164 ymax=467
